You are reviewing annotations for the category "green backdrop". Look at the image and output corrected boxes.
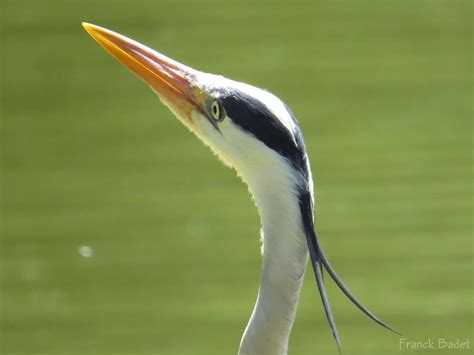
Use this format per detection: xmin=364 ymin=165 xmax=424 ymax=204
xmin=1 ymin=0 xmax=472 ymax=354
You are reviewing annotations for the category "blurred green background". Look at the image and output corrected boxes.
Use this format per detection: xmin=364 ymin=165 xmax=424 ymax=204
xmin=1 ymin=0 xmax=472 ymax=354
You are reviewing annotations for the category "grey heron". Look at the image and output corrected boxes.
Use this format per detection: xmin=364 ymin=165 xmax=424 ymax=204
xmin=82 ymin=23 xmax=398 ymax=355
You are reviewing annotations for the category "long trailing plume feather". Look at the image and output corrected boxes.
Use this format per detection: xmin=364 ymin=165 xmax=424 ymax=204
xmin=318 ymin=243 xmax=401 ymax=334
xmin=298 ymin=188 xmax=400 ymax=351
xmin=304 ymin=225 xmax=401 ymax=352
xmin=304 ymin=219 xmax=341 ymax=349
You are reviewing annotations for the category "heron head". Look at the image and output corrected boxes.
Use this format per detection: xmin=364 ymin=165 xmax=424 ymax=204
xmin=82 ymin=23 xmax=307 ymax=184
xmin=83 ymin=24 xmax=400 ymax=348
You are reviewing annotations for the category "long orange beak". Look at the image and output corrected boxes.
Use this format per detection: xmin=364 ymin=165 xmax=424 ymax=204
xmin=82 ymin=23 xmax=208 ymax=124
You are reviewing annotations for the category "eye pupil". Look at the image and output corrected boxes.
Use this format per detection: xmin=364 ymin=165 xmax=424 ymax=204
xmin=211 ymin=100 xmax=224 ymax=122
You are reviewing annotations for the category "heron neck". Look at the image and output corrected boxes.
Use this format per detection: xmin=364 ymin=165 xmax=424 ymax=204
xmin=239 ymin=176 xmax=308 ymax=355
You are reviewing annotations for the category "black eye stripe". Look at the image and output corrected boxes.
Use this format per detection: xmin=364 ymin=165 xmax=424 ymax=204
xmin=219 ymin=90 xmax=307 ymax=174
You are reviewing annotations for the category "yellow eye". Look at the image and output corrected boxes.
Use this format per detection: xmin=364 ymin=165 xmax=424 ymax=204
xmin=211 ymin=100 xmax=225 ymax=122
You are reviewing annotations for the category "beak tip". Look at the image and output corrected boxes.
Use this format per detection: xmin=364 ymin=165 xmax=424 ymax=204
xmin=82 ymin=22 xmax=106 ymax=39
xmin=82 ymin=22 xmax=95 ymax=36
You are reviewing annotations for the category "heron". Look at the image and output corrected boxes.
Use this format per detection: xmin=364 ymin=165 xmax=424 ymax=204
xmin=82 ymin=23 xmax=398 ymax=355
